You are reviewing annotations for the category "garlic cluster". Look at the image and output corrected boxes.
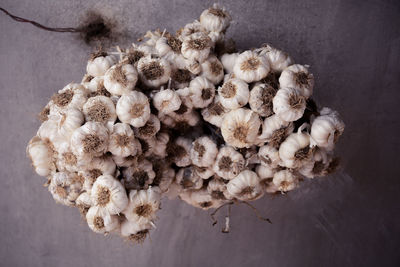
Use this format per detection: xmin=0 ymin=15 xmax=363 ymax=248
xmin=27 ymin=5 xmax=344 ymax=243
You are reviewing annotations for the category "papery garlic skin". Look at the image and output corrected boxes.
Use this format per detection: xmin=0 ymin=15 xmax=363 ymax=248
xmin=218 ymin=78 xmax=249 ymax=110
xmin=201 ymin=95 xmax=229 ymax=127
xmin=221 ymin=108 xmax=261 ymax=148
xmin=180 ymin=188 xmax=225 ymax=210
xmin=259 ymin=114 xmax=294 ymax=148
xmin=86 ymin=53 xmax=117 ymax=77
xmin=213 ymin=146 xmax=245 ymax=180
xmin=200 ymin=55 xmax=224 ymax=85
xmin=137 ymin=56 xmax=171 ymax=88
xmin=199 ymin=4 xmax=231 ymax=33
xmin=279 ymin=64 xmax=314 ymax=98
xmin=91 ymin=174 xmax=128 ymax=215
xmin=176 ymin=167 xmax=203 ymax=190
xmin=207 ymin=178 xmax=229 ymax=200
xmin=190 ymin=136 xmax=218 ymax=167
xmin=188 ymin=77 xmax=215 ymax=108
xmin=258 ymin=144 xmax=282 ymax=168
xmin=249 ymin=83 xmax=276 ymax=117
xmin=233 ymin=51 xmax=270 ymax=83
xmin=48 ymin=172 xmax=83 ymax=206
xmin=258 ymin=44 xmax=293 ymax=73
xmin=116 ymin=91 xmax=150 ymax=127
xmin=56 ymin=143 xmax=81 ymax=172
xmin=181 ymin=32 xmax=212 ymax=63
xmin=153 ymin=88 xmax=182 ymax=114
xmin=226 ymin=170 xmax=264 ymax=201
xmin=122 ymin=159 xmax=155 ymax=190
xmin=49 ymin=83 xmax=87 ymax=115
xmin=120 ymin=219 xmax=152 ymax=242
xmin=273 ymin=87 xmax=306 ymax=122
xmin=310 ymin=107 xmax=345 ymax=151
xmin=70 ymin=122 xmax=109 ymax=159
xmin=27 ymin=136 xmax=56 ymax=177
xmin=178 ymin=20 xmax=204 ymax=41
xmin=272 ymin=169 xmax=298 ymax=192
xmin=221 ymin=53 xmax=238 ymax=74
xmin=123 ymin=187 xmax=161 ymax=225
xmin=86 ymin=206 xmax=119 ymax=234
xmin=279 ymin=128 xmax=312 ymax=169
xmin=256 ymin=164 xmax=274 ymax=180
xmin=169 ymin=137 xmax=192 ymax=167
xmin=133 ymin=114 xmax=161 ymax=140
xmin=298 ymin=148 xmax=330 ymax=179
xmin=103 ymin=64 xmax=138 ymax=96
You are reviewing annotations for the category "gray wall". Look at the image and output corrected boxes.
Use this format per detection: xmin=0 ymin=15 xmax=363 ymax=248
xmin=1 ymin=0 xmax=399 ymax=266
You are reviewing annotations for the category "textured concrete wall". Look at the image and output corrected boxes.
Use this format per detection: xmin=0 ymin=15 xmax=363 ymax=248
xmin=0 ymin=0 xmax=399 ymax=266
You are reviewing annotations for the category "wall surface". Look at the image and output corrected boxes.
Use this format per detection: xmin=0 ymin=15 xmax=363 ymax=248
xmin=0 ymin=0 xmax=399 ymax=266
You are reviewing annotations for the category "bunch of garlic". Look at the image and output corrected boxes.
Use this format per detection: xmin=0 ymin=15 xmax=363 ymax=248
xmin=27 ymin=4 xmax=344 ymax=243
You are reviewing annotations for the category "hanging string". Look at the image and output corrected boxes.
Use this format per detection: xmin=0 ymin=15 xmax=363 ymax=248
xmin=0 ymin=7 xmax=80 ymax=33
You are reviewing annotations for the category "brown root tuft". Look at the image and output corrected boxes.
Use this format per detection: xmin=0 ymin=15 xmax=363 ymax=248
xmin=52 ymin=90 xmax=74 ymax=107
xmin=220 ymin=82 xmax=237 ymax=98
xmin=140 ymin=61 xmax=164 ymax=81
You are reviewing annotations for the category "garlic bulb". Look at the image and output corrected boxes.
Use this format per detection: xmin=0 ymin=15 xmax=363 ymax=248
xmin=56 ymin=143 xmax=81 ymax=172
xmin=76 ymin=192 xmax=92 ymax=216
xmin=27 ymin=136 xmax=56 ymax=177
xmin=108 ymin=123 xmax=139 ymax=157
xmin=176 ymin=167 xmax=203 ymax=190
xmin=180 ymin=189 xmax=225 ymax=210
xmin=91 ymin=174 xmax=128 ymax=215
xmin=103 ymin=63 xmax=138 ymax=95
xmin=200 ymin=55 xmax=224 ymax=84
xmin=193 ymin=165 xmax=215 ymax=179
xmin=120 ymin=219 xmax=152 ymax=243
xmin=272 ymin=169 xmax=298 ymax=192
xmin=190 ymin=136 xmax=218 ymax=167
xmin=273 ymin=87 xmax=306 ymax=122
xmin=279 ymin=64 xmax=314 ymax=98
xmin=152 ymin=132 xmax=170 ymax=158
xmin=255 ymin=164 xmax=274 ymax=180
xmin=137 ymin=56 xmax=171 ymax=87
xmin=233 ymin=51 xmax=270 ymax=83
xmin=207 ymin=177 xmax=229 ymax=200
xmin=123 ymin=187 xmax=161 ymax=225
xmin=213 ymin=146 xmax=245 ymax=180
xmin=258 ymin=44 xmax=293 ymax=73
xmin=83 ymin=96 xmax=116 ymax=129
xmin=155 ymin=33 xmax=182 ymax=57
xmin=218 ymin=78 xmax=249 ymax=109
xmin=298 ymin=148 xmax=333 ymax=178
xmin=70 ymin=122 xmax=109 ymax=159
xmin=199 ymin=4 xmax=231 ymax=33
xmin=86 ymin=206 xmax=119 ymax=234
xmin=249 ymin=83 xmax=277 ymax=117
xmin=171 ymin=68 xmax=193 ymax=89
xmin=153 ymin=88 xmax=182 ymax=114
xmin=122 ymin=158 xmax=155 ymax=190
xmin=221 ymin=108 xmax=261 ymax=148
xmin=226 ymin=170 xmax=264 ymax=201
xmin=167 ymin=137 xmax=192 ymax=167
xmin=188 ymin=76 xmax=215 ymax=108
xmin=133 ymin=114 xmax=161 ymax=140
xmin=221 ymin=53 xmax=238 ymax=74
xmin=177 ymin=20 xmax=204 ymax=41
xmin=258 ymin=144 xmax=282 ymax=168
xmin=116 ymin=91 xmax=150 ymax=127
xmin=181 ymin=32 xmax=212 ymax=63
xmin=152 ymin=160 xmax=175 ymax=192
xmin=279 ymin=126 xmax=312 ymax=168
xmin=48 ymin=172 xmax=83 ymax=206
xmin=259 ymin=114 xmax=294 ymax=148
xmin=310 ymin=107 xmax=345 ymax=151
xmin=201 ymin=95 xmax=229 ymax=127
xmin=49 ymin=83 xmax=87 ymax=115
xmin=86 ymin=52 xmax=116 ymax=77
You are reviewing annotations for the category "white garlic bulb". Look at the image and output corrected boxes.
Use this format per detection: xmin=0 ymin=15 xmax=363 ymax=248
xmin=221 ymin=53 xmax=238 ymax=74
xmin=255 ymin=164 xmax=274 ymax=179
xmin=56 ymin=143 xmax=81 ymax=172
xmin=226 ymin=170 xmax=264 ymax=201
xmin=190 ymin=136 xmax=218 ymax=167
xmin=279 ymin=126 xmax=312 ymax=168
xmin=86 ymin=206 xmax=120 ymax=234
xmin=200 ymin=55 xmax=224 ymax=84
xmin=199 ymin=4 xmax=231 ymax=33
xmin=116 ymin=91 xmax=150 ymax=128
xmin=180 ymin=188 xmax=225 ymax=210
xmin=152 ymin=132 xmax=170 ymax=158
xmin=201 ymin=95 xmax=229 ymax=127
xmin=120 ymin=219 xmax=152 ymax=243
xmin=83 ymin=96 xmax=116 ymax=130
xmin=207 ymin=177 xmax=229 ymax=200
xmin=258 ymin=144 xmax=282 ymax=168
xmin=108 ymin=123 xmax=139 ymax=157
xmin=123 ymin=187 xmax=161 ymax=225
xmin=137 ymin=56 xmax=171 ymax=87
xmin=213 ymin=146 xmax=245 ymax=180
xmin=49 ymin=83 xmax=87 ymax=115
xmin=103 ymin=63 xmax=138 ymax=95
xmin=249 ymin=83 xmax=276 ymax=117
xmin=168 ymin=137 xmax=192 ymax=167
xmin=218 ymin=78 xmax=249 ymax=109
xmin=279 ymin=64 xmax=314 ymax=98
xmin=27 ymin=136 xmax=56 ymax=177
xmin=259 ymin=114 xmax=294 ymax=148
xmin=86 ymin=52 xmax=117 ymax=77
xmin=70 ymin=122 xmax=109 ymax=159
xmin=181 ymin=32 xmax=212 ymax=63
xmin=91 ymin=174 xmax=128 ymax=215
xmin=122 ymin=159 xmax=155 ymax=190
xmin=193 ymin=165 xmax=215 ymax=179
xmin=188 ymin=77 xmax=215 ymax=108
xmin=177 ymin=20 xmax=204 ymax=41
xmin=233 ymin=51 xmax=270 ymax=83
xmin=133 ymin=114 xmax=161 ymax=140
xmin=48 ymin=172 xmax=83 ymax=206
xmin=221 ymin=108 xmax=261 ymax=148
xmin=310 ymin=107 xmax=345 ymax=151
xmin=258 ymin=44 xmax=293 ymax=73
xmin=272 ymin=169 xmax=298 ymax=192
xmin=273 ymin=87 xmax=306 ymax=122
xmin=153 ymin=88 xmax=182 ymax=114
xmin=175 ymin=167 xmax=203 ymax=190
